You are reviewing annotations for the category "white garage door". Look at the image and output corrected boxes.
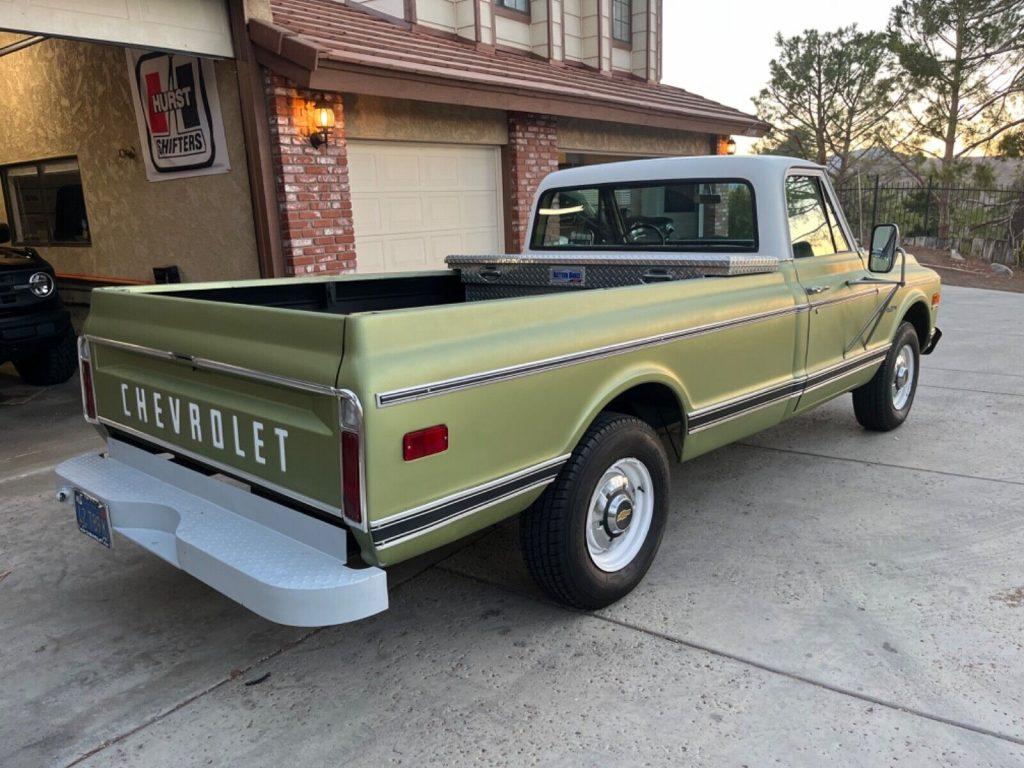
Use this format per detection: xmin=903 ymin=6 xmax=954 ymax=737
xmin=348 ymin=141 xmax=503 ymax=273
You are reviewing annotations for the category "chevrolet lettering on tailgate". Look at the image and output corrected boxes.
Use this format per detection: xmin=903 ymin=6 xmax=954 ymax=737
xmin=117 ymin=382 xmax=290 ymax=473
xmin=56 ymin=156 xmax=941 ymax=628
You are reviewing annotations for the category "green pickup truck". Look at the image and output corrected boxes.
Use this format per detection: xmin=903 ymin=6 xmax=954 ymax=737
xmin=57 ymin=156 xmax=941 ymax=627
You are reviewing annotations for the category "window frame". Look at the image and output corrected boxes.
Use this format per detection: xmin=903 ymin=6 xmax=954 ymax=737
xmin=494 ymin=0 xmax=531 ymax=19
xmin=1 ymin=155 xmax=91 ymax=248
xmin=529 ymin=177 xmax=760 ymax=254
xmin=783 ymin=168 xmax=857 ymax=258
xmin=611 ymin=0 xmax=633 ymax=47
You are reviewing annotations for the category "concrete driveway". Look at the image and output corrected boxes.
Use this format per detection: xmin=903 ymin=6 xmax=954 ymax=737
xmin=1 ymin=285 xmax=1022 ymax=767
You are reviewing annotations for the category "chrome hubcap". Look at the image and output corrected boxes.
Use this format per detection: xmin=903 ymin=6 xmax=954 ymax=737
xmin=891 ymin=343 xmax=916 ymax=410
xmin=586 ymin=458 xmax=654 ymax=573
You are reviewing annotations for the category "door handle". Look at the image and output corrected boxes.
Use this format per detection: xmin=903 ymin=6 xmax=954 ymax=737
xmin=805 ymin=285 xmax=831 ymax=295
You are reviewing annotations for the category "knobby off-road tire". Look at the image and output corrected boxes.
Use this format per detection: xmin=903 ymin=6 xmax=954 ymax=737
xmin=520 ymin=412 xmax=671 ymax=610
xmin=852 ymin=321 xmax=921 ymax=432
xmin=14 ymin=327 xmax=77 ymax=386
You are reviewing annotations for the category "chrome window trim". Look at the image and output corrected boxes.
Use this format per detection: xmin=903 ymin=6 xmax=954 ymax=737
xmin=808 ymin=287 xmax=880 ymax=310
xmin=376 ymin=303 xmax=810 ymax=408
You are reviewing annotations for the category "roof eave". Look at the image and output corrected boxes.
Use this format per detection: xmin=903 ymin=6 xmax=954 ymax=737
xmin=249 ymin=19 xmax=769 ymax=138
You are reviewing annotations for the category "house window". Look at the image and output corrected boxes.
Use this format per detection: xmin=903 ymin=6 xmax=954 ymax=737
xmin=612 ymin=0 xmax=632 ymax=44
xmin=1 ymin=157 xmax=90 ymax=246
xmin=497 ymin=0 xmax=529 ymax=14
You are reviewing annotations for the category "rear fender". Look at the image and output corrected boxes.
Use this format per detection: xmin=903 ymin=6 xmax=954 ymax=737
xmin=561 ymin=365 xmax=691 ymax=461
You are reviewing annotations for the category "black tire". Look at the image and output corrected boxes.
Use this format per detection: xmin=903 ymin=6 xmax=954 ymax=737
xmin=520 ymin=412 xmax=671 ymax=610
xmin=852 ymin=322 xmax=920 ymax=432
xmin=14 ymin=328 xmax=78 ymax=386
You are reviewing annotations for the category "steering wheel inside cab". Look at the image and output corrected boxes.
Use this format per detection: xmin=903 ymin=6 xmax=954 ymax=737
xmin=626 ymin=221 xmax=667 ymax=245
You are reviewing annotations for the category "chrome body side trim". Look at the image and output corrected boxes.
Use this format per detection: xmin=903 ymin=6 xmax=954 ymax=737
xmin=370 ymin=454 xmax=570 ymax=549
xmin=86 ymin=335 xmax=342 ymax=397
xmin=376 ymin=303 xmax=810 ymax=407
xmin=686 ymin=344 xmax=890 ymax=434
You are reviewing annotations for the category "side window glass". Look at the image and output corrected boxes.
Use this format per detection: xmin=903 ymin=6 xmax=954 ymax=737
xmin=785 ymin=175 xmax=836 ymax=257
xmin=822 ymin=189 xmax=851 ymax=252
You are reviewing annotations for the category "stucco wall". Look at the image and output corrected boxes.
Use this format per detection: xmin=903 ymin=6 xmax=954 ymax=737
xmin=343 ymin=95 xmax=508 ymax=145
xmin=559 ymin=118 xmax=711 ymax=157
xmin=0 ymin=35 xmax=259 ymax=283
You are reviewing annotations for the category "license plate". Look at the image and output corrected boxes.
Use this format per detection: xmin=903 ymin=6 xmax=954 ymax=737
xmin=75 ymin=490 xmax=112 ymax=548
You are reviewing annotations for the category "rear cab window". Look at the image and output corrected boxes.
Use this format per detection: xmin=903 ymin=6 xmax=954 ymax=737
xmin=531 ymin=179 xmax=757 ymax=252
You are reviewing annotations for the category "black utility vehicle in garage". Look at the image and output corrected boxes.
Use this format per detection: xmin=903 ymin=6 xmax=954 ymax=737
xmin=0 ymin=222 xmax=76 ymax=385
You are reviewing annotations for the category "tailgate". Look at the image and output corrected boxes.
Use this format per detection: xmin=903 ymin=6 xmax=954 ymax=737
xmin=83 ymin=289 xmax=347 ymax=514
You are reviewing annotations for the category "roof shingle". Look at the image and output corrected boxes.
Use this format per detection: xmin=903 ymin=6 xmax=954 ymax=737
xmin=253 ymin=0 xmax=768 ymax=137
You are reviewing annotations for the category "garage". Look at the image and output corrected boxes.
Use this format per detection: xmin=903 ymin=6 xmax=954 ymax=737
xmin=347 ymin=141 xmax=503 ymax=272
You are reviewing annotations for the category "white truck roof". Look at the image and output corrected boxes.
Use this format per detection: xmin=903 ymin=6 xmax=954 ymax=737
xmin=525 ymin=155 xmax=846 ymax=262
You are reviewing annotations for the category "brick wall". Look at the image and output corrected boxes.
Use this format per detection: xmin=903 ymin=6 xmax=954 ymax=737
xmin=264 ymin=74 xmax=355 ymax=275
xmin=504 ymin=112 xmax=560 ymax=253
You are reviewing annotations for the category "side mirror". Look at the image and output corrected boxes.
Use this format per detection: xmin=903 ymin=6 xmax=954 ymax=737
xmin=869 ymin=223 xmax=899 ymax=273
xmin=0 ymin=221 xmax=10 ymax=244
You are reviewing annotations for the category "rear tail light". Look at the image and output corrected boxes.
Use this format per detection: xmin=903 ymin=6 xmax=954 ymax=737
xmin=341 ymin=430 xmax=362 ymax=526
xmin=403 ymin=425 xmax=449 ymax=461
xmin=338 ymin=396 xmax=365 ymax=530
xmin=78 ymin=337 xmax=98 ymax=424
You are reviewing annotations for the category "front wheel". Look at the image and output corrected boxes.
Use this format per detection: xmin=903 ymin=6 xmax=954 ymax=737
xmin=520 ymin=413 xmax=670 ymax=610
xmin=852 ymin=322 xmax=921 ymax=432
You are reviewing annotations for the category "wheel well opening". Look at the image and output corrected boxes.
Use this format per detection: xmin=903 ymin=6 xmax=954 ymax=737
xmin=902 ymin=302 xmax=930 ymax=348
xmin=603 ymin=383 xmax=685 ymax=457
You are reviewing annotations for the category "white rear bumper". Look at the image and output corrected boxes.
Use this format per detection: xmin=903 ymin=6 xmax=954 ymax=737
xmin=55 ymin=439 xmax=388 ymax=627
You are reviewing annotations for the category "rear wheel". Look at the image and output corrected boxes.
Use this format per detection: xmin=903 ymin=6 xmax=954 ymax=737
xmin=520 ymin=413 xmax=670 ymax=610
xmin=14 ymin=327 xmax=77 ymax=386
xmin=852 ymin=322 xmax=920 ymax=432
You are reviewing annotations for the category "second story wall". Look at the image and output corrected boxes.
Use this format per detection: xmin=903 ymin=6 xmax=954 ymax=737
xmin=346 ymin=0 xmax=660 ymax=80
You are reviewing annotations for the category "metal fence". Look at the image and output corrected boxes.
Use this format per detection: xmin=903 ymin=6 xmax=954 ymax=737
xmin=835 ymin=177 xmax=1024 ymax=265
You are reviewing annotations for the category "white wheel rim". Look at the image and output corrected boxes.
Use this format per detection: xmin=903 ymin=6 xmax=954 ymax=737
xmin=891 ymin=343 xmax=916 ymax=410
xmin=585 ymin=457 xmax=654 ymax=573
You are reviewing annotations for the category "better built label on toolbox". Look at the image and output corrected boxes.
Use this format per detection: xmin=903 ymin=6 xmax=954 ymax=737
xmin=126 ymin=49 xmax=230 ymax=181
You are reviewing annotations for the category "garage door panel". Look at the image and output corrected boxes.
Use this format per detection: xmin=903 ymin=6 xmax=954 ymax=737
xmin=348 ymin=153 xmax=379 ymax=188
xmin=463 ymin=229 xmax=501 ymax=253
xmin=461 ymin=192 xmax=499 ymax=227
xmin=357 ymin=241 xmax=386 ymax=273
xmin=352 ymin=198 xmax=384 ymax=236
xmin=426 ymin=195 xmax=463 ymax=229
xmin=376 ymin=156 xmax=419 ymax=189
xmin=349 ymin=141 xmax=502 ymax=273
xmin=386 ymin=237 xmax=430 ymax=270
xmin=382 ymin=197 xmax=426 ymax=231
xmin=459 ymin=156 xmax=498 ymax=189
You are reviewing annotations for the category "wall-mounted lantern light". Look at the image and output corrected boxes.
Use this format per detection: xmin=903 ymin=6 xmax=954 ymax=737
xmin=308 ymin=96 xmax=336 ymax=149
xmin=716 ymin=136 xmax=737 ymax=155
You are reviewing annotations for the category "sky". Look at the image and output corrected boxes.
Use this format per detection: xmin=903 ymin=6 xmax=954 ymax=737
xmin=661 ymin=0 xmax=897 ymax=153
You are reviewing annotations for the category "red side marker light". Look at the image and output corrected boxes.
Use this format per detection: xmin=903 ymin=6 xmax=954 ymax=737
xmin=403 ymin=425 xmax=449 ymax=461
